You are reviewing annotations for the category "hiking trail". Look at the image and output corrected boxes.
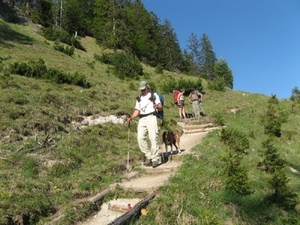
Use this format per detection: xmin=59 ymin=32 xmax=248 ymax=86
xmin=76 ymin=120 xmax=219 ymax=225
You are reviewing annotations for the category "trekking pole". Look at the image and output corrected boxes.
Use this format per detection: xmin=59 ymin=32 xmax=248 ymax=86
xmin=126 ymin=121 xmax=131 ymax=172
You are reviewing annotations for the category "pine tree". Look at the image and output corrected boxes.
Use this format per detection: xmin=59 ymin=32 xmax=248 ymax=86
xmin=262 ymin=95 xmax=287 ymax=137
xmin=186 ymin=32 xmax=201 ymax=75
xmin=157 ymin=19 xmax=183 ymax=71
xmin=181 ymin=49 xmax=193 ymax=73
xmin=32 ymin=0 xmax=53 ymax=27
xmin=62 ymin=0 xmax=94 ymax=37
xmin=220 ymin=128 xmax=252 ymax=195
xmin=199 ymin=33 xmax=217 ymax=80
xmin=93 ymin=0 xmax=129 ymax=50
xmin=290 ymin=86 xmax=300 ymax=113
xmin=258 ymin=139 xmax=298 ymax=209
xmin=126 ymin=0 xmax=156 ymax=62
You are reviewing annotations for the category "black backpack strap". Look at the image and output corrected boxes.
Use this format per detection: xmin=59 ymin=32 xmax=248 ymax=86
xmin=136 ymin=95 xmax=141 ymax=102
xmin=149 ymin=91 xmax=156 ymax=103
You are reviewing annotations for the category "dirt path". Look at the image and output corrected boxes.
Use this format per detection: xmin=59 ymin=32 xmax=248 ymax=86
xmin=77 ymin=130 xmax=209 ymax=225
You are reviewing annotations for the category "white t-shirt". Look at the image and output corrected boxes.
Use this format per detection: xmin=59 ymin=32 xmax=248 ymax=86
xmin=135 ymin=92 xmax=161 ymax=115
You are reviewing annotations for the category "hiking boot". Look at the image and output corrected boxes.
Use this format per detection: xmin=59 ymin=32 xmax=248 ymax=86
xmin=143 ymin=159 xmax=152 ymax=167
xmin=152 ymin=160 xmax=159 ymax=168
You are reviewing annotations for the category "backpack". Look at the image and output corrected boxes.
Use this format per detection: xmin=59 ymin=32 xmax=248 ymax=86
xmin=173 ymin=90 xmax=180 ymax=105
xmin=196 ymin=90 xmax=202 ymax=102
xmin=156 ymin=93 xmax=164 ymax=120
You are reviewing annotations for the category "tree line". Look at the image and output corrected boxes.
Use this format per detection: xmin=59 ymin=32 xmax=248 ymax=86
xmin=3 ymin=0 xmax=233 ymax=89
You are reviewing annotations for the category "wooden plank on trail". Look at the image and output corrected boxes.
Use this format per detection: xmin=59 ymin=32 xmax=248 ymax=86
xmin=107 ymin=192 xmax=156 ymax=225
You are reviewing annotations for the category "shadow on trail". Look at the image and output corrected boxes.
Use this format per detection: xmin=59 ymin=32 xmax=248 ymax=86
xmin=159 ymin=149 xmax=185 ymax=165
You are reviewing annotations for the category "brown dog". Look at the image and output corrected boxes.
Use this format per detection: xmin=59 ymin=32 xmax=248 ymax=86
xmin=162 ymin=129 xmax=181 ymax=155
xmin=173 ymin=129 xmax=181 ymax=153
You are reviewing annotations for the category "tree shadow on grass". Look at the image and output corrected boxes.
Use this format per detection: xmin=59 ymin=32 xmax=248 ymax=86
xmin=221 ymin=191 xmax=275 ymax=224
xmin=0 ymin=21 xmax=33 ymax=48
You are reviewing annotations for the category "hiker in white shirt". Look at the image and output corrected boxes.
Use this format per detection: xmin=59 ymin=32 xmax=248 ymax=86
xmin=127 ymin=81 xmax=162 ymax=168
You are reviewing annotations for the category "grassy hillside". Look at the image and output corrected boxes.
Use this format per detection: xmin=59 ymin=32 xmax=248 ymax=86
xmin=1 ymin=18 xmax=300 ymax=225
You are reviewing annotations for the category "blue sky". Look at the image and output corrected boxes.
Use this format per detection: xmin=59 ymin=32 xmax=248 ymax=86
xmin=142 ymin=0 xmax=300 ymax=99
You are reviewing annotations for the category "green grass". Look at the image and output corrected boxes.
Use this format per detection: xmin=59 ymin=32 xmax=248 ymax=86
xmin=1 ymin=18 xmax=300 ymax=224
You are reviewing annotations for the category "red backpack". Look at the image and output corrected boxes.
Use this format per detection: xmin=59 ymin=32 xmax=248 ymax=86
xmin=173 ymin=90 xmax=180 ymax=105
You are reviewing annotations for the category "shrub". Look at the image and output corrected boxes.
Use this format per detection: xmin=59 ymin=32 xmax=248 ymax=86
xmin=161 ymin=77 xmax=203 ymax=94
xmin=94 ymin=53 xmax=114 ymax=65
xmin=86 ymin=60 xmax=95 ymax=69
xmin=155 ymin=63 xmax=164 ymax=74
xmin=94 ymin=52 xmax=143 ymax=79
xmin=8 ymin=59 xmax=91 ymax=88
xmin=42 ymin=26 xmax=86 ymax=51
xmin=211 ymin=112 xmax=225 ymax=126
xmin=9 ymin=58 xmax=46 ymax=78
xmin=9 ymin=61 xmax=32 ymax=76
xmin=53 ymin=41 xmax=74 ymax=56
xmin=112 ymin=52 xmax=143 ymax=79
xmin=208 ymin=76 xmax=226 ymax=91
xmin=70 ymin=71 xmax=91 ymax=88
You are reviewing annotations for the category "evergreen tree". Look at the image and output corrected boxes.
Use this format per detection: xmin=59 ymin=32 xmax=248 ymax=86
xmin=63 ymin=0 xmax=94 ymax=37
xmin=93 ymin=0 xmax=129 ymax=50
xmin=262 ymin=95 xmax=287 ymax=137
xmin=157 ymin=19 xmax=183 ymax=71
xmin=32 ymin=0 xmax=53 ymax=27
xmin=290 ymin=86 xmax=300 ymax=113
xmin=146 ymin=12 xmax=163 ymax=67
xmin=126 ymin=0 xmax=156 ymax=61
xmin=186 ymin=32 xmax=201 ymax=75
xmin=214 ymin=58 xmax=233 ymax=89
xmin=220 ymin=128 xmax=251 ymax=195
xmin=181 ymin=49 xmax=193 ymax=73
xmin=258 ymin=139 xmax=298 ymax=210
xmin=199 ymin=33 xmax=217 ymax=80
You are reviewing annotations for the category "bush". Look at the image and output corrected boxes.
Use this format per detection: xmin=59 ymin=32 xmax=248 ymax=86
xmin=9 ymin=59 xmax=91 ymax=88
xmin=94 ymin=52 xmax=143 ymax=79
xmin=71 ymin=71 xmax=91 ymax=88
xmin=208 ymin=76 xmax=226 ymax=91
xmin=53 ymin=41 xmax=74 ymax=56
xmin=42 ymin=26 xmax=86 ymax=51
xmin=112 ymin=52 xmax=143 ymax=79
xmin=9 ymin=61 xmax=32 ymax=76
xmin=211 ymin=112 xmax=225 ymax=126
xmin=94 ymin=53 xmax=114 ymax=65
xmin=9 ymin=58 xmax=47 ymax=78
xmin=155 ymin=64 xmax=164 ymax=74
xmin=161 ymin=77 xmax=203 ymax=94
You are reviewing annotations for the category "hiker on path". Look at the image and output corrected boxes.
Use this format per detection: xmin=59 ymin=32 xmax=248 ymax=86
xmin=127 ymin=81 xmax=162 ymax=168
xmin=177 ymin=89 xmax=187 ymax=120
xmin=188 ymin=88 xmax=203 ymax=118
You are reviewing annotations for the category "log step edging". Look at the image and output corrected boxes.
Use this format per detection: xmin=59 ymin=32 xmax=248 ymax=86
xmin=107 ymin=192 xmax=156 ymax=225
